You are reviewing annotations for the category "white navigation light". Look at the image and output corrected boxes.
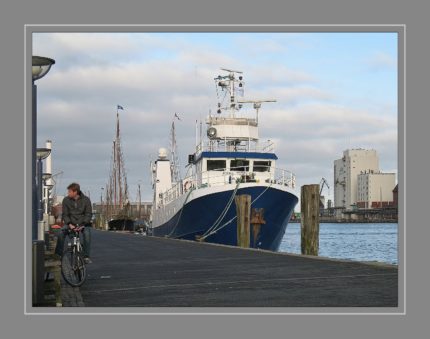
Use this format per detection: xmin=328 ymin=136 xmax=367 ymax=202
xmin=207 ymin=127 xmax=217 ymax=139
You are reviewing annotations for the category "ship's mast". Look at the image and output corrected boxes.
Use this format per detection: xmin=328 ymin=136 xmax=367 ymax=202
xmin=113 ymin=140 xmax=117 ymax=210
xmin=116 ymin=108 xmax=124 ymax=209
xmin=203 ymin=69 xmax=277 ymax=154
xmin=215 ymin=68 xmax=244 ymax=118
xmin=138 ymin=182 xmax=141 ymax=219
xmin=170 ymin=116 xmax=181 ymax=182
xmin=105 ymin=106 xmax=129 ymax=220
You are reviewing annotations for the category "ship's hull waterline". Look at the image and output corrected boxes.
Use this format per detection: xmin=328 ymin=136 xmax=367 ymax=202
xmin=152 ymin=184 xmax=298 ymax=251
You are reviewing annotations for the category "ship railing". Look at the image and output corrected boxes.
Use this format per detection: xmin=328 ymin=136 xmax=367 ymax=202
xmin=272 ymin=167 xmax=296 ymax=188
xmin=207 ymin=116 xmax=258 ymax=126
xmin=159 ymin=166 xmax=296 ymax=206
xmin=204 ymin=166 xmax=295 ymax=189
xmin=162 ymin=181 xmax=184 ymax=205
xmin=196 ymin=139 xmax=275 ymax=154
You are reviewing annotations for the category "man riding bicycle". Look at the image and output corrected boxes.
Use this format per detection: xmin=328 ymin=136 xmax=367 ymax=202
xmin=55 ymin=182 xmax=93 ymax=264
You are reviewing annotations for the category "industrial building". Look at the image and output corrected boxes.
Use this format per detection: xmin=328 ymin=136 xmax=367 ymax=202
xmin=357 ymin=171 xmax=396 ymax=208
xmin=334 ymin=149 xmax=379 ymax=209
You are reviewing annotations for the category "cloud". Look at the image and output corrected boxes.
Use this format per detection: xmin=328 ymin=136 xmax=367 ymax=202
xmin=33 ymin=33 xmax=398 ymax=204
xmin=365 ymin=51 xmax=397 ymax=71
xmin=246 ymin=65 xmax=315 ymax=85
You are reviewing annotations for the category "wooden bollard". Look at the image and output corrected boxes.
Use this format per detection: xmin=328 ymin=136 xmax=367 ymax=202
xmin=235 ymin=194 xmax=251 ymax=248
xmin=301 ymin=184 xmax=320 ymax=256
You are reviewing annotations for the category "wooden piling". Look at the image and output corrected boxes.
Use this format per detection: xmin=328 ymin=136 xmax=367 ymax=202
xmin=301 ymin=184 xmax=320 ymax=256
xmin=251 ymin=208 xmax=266 ymax=247
xmin=235 ymin=194 xmax=251 ymax=248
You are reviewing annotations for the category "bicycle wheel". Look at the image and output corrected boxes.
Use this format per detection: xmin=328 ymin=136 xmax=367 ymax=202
xmin=61 ymin=249 xmax=87 ymax=287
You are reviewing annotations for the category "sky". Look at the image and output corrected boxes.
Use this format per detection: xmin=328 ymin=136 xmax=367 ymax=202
xmin=33 ymin=32 xmax=398 ymax=205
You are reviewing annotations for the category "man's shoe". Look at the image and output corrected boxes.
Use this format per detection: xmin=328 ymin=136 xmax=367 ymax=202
xmin=84 ymin=257 xmax=92 ymax=264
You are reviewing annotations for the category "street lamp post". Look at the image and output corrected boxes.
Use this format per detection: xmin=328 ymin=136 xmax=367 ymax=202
xmin=32 ymin=56 xmax=55 ymax=240
xmin=32 ymin=57 xmax=55 ymax=306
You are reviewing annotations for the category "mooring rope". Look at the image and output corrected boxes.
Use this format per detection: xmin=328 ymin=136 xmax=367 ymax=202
xmin=201 ymin=181 xmax=241 ymax=238
xmin=199 ymin=182 xmax=273 ymax=240
xmin=167 ymin=187 xmax=194 ymax=238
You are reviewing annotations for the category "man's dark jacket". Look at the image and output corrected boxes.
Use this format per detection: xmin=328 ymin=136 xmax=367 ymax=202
xmin=62 ymin=192 xmax=92 ymax=226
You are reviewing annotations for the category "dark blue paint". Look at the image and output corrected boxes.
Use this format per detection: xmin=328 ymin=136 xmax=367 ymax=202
xmin=195 ymin=151 xmax=278 ymax=163
xmin=153 ymin=186 xmax=298 ymax=251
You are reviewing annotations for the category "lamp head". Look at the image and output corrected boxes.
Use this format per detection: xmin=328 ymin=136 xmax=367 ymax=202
xmin=36 ymin=148 xmax=51 ymax=160
xmin=32 ymin=56 xmax=55 ymax=81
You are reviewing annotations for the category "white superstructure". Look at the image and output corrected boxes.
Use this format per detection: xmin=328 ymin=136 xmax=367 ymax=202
xmin=152 ymin=147 xmax=172 ymax=209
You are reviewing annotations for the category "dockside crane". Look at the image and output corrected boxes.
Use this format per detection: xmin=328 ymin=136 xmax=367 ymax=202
xmin=319 ymin=177 xmax=330 ymax=209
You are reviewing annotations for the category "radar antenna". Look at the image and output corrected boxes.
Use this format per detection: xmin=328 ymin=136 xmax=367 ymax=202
xmin=237 ymin=99 xmax=277 ymax=123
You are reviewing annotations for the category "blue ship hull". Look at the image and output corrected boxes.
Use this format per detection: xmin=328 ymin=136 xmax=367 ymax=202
xmin=152 ymin=186 xmax=298 ymax=251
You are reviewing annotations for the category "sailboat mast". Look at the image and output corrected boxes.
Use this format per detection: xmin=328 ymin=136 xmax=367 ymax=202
xmin=115 ymin=109 xmax=122 ymax=209
xmin=113 ymin=140 xmax=117 ymax=213
xmin=138 ymin=183 xmax=141 ymax=219
xmin=170 ymin=118 xmax=182 ymax=183
xmin=105 ymin=105 xmax=130 ymax=223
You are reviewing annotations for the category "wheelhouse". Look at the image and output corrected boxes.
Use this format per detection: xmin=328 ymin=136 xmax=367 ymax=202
xmin=193 ymin=151 xmax=277 ymax=187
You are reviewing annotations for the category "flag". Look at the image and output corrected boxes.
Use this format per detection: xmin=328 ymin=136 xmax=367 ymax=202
xmin=117 ymin=105 xmax=124 ymax=110
xmin=174 ymin=112 xmax=181 ymax=121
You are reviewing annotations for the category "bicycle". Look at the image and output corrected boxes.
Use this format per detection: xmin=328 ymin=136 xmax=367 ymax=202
xmin=61 ymin=225 xmax=87 ymax=287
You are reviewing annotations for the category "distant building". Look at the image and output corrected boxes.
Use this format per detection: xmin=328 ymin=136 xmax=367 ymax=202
xmin=334 ymin=149 xmax=379 ymax=209
xmin=357 ymin=172 xmax=396 ymax=208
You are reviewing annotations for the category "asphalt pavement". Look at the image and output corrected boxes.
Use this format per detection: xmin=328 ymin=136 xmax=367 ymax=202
xmin=78 ymin=229 xmax=398 ymax=307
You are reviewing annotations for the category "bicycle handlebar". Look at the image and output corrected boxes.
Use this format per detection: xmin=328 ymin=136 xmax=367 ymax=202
xmin=66 ymin=225 xmax=85 ymax=234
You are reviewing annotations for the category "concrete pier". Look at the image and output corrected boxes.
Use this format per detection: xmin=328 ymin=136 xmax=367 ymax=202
xmin=75 ymin=230 xmax=398 ymax=307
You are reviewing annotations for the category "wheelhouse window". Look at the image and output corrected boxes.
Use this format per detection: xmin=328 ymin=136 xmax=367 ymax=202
xmin=253 ymin=160 xmax=271 ymax=172
xmin=230 ymin=159 xmax=249 ymax=172
xmin=206 ymin=159 xmax=226 ymax=171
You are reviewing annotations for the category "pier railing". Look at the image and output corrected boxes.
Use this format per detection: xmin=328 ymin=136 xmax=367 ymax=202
xmin=159 ymin=166 xmax=296 ymax=206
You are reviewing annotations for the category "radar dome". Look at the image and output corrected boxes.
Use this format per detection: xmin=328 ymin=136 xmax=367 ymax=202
xmin=158 ymin=147 xmax=168 ymax=159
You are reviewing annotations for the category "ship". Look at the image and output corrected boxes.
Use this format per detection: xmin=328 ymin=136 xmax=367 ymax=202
xmin=103 ymin=106 xmax=134 ymax=231
xmin=149 ymin=69 xmax=299 ymax=251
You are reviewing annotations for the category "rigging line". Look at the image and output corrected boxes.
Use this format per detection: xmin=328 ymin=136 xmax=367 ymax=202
xmin=167 ymin=187 xmax=195 ymax=238
xmin=200 ymin=183 xmax=273 ymax=240
xmin=203 ymin=181 xmax=239 ymax=236
xmin=201 ymin=181 xmax=240 ymax=238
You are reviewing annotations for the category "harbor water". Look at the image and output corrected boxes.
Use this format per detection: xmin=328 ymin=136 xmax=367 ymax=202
xmin=279 ymin=223 xmax=398 ymax=265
